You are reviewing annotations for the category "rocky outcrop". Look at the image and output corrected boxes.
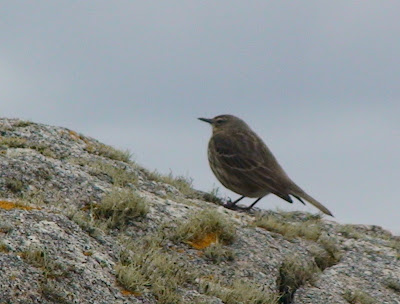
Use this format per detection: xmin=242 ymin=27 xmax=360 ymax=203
xmin=0 ymin=118 xmax=399 ymax=304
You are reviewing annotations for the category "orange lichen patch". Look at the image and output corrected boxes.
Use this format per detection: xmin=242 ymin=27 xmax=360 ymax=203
xmin=83 ymin=251 xmax=93 ymax=256
xmin=0 ymin=201 xmax=36 ymax=211
xmin=68 ymin=130 xmax=82 ymax=141
xmin=121 ymin=289 xmax=141 ymax=297
xmin=187 ymin=233 xmax=218 ymax=250
xmin=169 ymin=247 xmax=186 ymax=254
xmin=80 ymin=203 xmax=97 ymax=211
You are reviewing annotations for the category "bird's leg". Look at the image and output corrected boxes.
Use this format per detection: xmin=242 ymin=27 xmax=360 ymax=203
xmin=224 ymin=196 xmax=245 ymax=209
xmin=237 ymin=197 xmax=264 ymax=211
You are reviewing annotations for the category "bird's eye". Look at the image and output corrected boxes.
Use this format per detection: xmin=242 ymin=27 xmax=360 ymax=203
xmin=215 ymin=119 xmax=225 ymax=125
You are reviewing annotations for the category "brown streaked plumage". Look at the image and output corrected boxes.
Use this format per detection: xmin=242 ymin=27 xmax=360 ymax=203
xmin=198 ymin=114 xmax=333 ymax=216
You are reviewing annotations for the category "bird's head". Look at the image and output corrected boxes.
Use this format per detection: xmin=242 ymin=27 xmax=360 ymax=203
xmin=198 ymin=114 xmax=248 ymax=133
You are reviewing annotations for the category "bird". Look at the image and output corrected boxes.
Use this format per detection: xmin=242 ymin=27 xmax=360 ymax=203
xmin=198 ymin=114 xmax=333 ymax=216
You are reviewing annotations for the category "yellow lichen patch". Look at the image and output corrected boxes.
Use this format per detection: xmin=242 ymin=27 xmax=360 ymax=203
xmin=187 ymin=232 xmax=218 ymax=250
xmin=0 ymin=200 xmax=36 ymax=211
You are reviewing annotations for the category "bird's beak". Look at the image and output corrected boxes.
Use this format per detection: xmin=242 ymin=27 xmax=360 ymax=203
xmin=198 ymin=117 xmax=213 ymax=124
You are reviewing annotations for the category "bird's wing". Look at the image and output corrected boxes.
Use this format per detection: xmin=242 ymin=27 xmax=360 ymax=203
xmin=210 ymin=132 xmax=291 ymax=199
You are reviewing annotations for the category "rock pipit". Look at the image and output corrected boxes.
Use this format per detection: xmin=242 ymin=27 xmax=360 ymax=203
xmin=198 ymin=114 xmax=333 ymax=216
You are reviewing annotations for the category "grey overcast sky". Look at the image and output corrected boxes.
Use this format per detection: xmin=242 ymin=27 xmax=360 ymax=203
xmin=1 ymin=2 xmax=399 ymax=233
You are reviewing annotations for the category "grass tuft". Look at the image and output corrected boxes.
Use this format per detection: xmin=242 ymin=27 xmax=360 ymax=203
xmin=338 ymin=225 xmax=363 ymax=239
xmin=204 ymin=243 xmax=235 ymax=263
xmin=172 ymin=209 xmax=236 ymax=249
xmin=343 ymin=289 xmax=377 ymax=304
xmin=278 ymin=254 xmax=319 ymax=304
xmin=4 ymin=178 xmax=24 ymax=193
xmin=0 ymin=137 xmax=28 ymax=148
xmin=72 ymin=158 xmax=137 ymax=187
xmin=41 ymin=280 xmax=72 ymax=304
xmin=201 ymin=187 xmax=224 ymax=205
xmin=254 ymin=214 xmax=322 ymax=241
xmin=308 ymin=236 xmax=342 ymax=271
xmin=147 ymin=171 xmax=195 ymax=197
xmin=385 ymin=278 xmax=400 ymax=293
xmin=0 ymin=241 xmax=11 ymax=253
xmin=85 ymin=142 xmax=132 ymax=163
xmin=94 ymin=189 xmax=149 ymax=229
xmin=14 ymin=120 xmax=34 ymax=128
xmin=200 ymin=278 xmax=279 ymax=304
xmin=0 ymin=136 xmax=56 ymax=157
xmin=116 ymin=238 xmax=194 ymax=304
xmin=20 ymin=245 xmax=67 ymax=279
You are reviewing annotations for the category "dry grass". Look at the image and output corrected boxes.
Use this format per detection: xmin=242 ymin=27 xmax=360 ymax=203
xmin=0 ymin=137 xmax=28 ymax=148
xmin=199 ymin=278 xmax=279 ymax=304
xmin=40 ymin=281 xmax=72 ymax=304
xmin=94 ymin=188 xmax=149 ymax=229
xmin=20 ymin=245 xmax=67 ymax=279
xmin=4 ymin=178 xmax=24 ymax=193
xmin=385 ymin=278 xmax=400 ymax=293
xmin=0 ymin=241 xmax=10 ymax=253
xmin=338 ymin=225 xmax=363 ymax=239
xmin=67 ymin=209 xmax=105 ymax=239
xmin=116 ymin=238 xmax=194 ymax=304
xmin=254 ymin=214 xmax=322 ymax=241
xmin=201 ymin=187 xmax=224 ymax=205
xmin=343 ymin=289 xmax=377 ymax=304
xmin=85 ymin=142 xmax=132 ymax=163
xmin=0 ymin=136 xmax=56 ymax=157
xmin=307 ymin=235 xmax=342 ymax=271
xmin=278 ymin=254 xmax=319 ymax=304
xmin=172 ymin=209 xmax=236 ymax=249
xmin=204 ymin=243 xmax=235 ymax=263
xmin=14 ymin=120 xmax=34 ymax=128
xmin=71 ymin=158 xmax=137 ymax=187
xmin=147 ymin=171 xmax=195 ymax=197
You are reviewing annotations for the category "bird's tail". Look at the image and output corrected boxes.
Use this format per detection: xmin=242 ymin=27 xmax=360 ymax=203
xmin=290 ymin=186 xmax=333 ymax=217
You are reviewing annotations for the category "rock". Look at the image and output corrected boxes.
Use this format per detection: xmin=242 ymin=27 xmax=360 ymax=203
xmin=0 ymin=118 xmax=398 ymax=304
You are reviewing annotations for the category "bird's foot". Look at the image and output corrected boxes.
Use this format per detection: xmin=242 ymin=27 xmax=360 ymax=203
xmin=222 ymin=200 xmax=253 ymax=212
xmin=223 ymin=198 xmax=237 ymax=210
